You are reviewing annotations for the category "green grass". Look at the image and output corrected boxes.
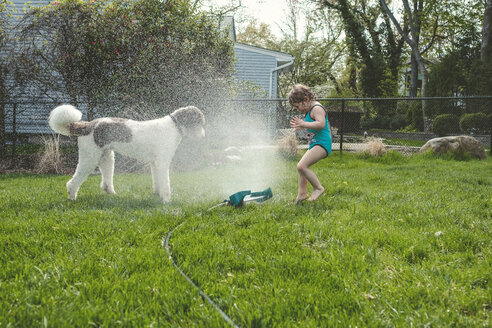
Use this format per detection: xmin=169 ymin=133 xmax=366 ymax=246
xmin=1 ymin=151 xmax=490 ymax=327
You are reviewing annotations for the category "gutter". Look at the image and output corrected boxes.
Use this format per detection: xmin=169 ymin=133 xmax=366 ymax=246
xmin=269 ymin=59 xmax=294 ymax=98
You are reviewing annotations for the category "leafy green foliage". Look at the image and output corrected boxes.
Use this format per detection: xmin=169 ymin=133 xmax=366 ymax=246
xmin=426 ymin=22 xmax=485 ymax=97
xmin=460 ymin=112 xmax=489 ymax=134
xmin=1 ymin=152 xmax=490 ymax=327
xmin=432 ymin=114 xmax=460 ymax=136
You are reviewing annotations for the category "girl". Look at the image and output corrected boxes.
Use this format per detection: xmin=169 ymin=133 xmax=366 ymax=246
xmin=289 ymin=84 xmax=332 ymax=203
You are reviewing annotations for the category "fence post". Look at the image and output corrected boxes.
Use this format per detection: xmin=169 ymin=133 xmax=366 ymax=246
xmin=0 ymin=102 xmax=5 ymax=156
xmin=11 ymin=103 xmax=17 ymax=168
xmin=340 ymin=99 xmax=345 ymax=154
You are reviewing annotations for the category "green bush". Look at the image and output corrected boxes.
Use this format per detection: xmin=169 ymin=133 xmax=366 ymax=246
xmin=405 ymin=102 xmax=424 ymax=131
xmin=459 ymin=112 xmax=489 ymax=134
xmin=488 ymin=114 xmax=492 ymax=130
xmin=432 ymin=114 xmax=460 ymax=136
xmin=389 ymin=114 xmax=407 ymax=130
xmin=360 ymin=115 xmax=393 ymax=130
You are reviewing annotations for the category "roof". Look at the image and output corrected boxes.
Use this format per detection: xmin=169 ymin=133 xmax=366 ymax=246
xmin=234 ymin=42 xmax=294 ymax=66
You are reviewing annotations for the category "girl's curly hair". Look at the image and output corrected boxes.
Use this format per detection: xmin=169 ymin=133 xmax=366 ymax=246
xmin=288 ymin=84 xmax=316 ymax=105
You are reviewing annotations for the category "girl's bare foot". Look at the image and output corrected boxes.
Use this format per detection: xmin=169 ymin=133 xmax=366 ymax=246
xmin=308 ymin=187 xmax=325 ymax=201
xmin=295 ymin=194 xmax=309 ymax=204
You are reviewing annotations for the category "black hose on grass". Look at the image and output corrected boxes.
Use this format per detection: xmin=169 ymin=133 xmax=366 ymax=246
xmin=163 ymin=222 xmax=240 ymax=328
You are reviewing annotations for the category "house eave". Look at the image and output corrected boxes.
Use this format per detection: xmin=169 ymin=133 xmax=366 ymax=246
xmin=234 ymin=42 xmax=294 ymax=66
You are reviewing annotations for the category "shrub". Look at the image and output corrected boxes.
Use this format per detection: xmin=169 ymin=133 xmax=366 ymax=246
xmin=432 ymin=114 xmax=460 ymax=136
xmin=405 ymin=102 xmax=424 ymax=131
xmin=460 ymin=113 xmax=489 ymax=134
xmin=276 ymin=132 xmax=298 ymax=159
xmin=390 ymin=114 xmax=407 ymax=131
xmin=360 ymin=116 xmax=392 ymax=130
xmin=359 ymin=137 xmax=386 ymax=157
xmin=36 ymin=135 xmax=62 ymax=174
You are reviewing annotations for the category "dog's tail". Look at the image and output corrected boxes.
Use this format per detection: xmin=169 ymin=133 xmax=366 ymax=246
xmin=49 ymin=104 xmax=83 ymax=136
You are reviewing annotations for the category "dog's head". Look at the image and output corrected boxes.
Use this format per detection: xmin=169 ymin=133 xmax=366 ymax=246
xmin=170 ymin=106 xmax=206 ymax=138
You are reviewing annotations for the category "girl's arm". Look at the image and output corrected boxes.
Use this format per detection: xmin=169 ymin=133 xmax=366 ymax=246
xmin=290 ymin=106 xmax=326 ymax=130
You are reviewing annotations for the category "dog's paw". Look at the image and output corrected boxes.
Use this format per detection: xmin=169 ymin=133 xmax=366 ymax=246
xmin=160 ymin=195 xmax=171 ymax=203
xmin=101 ymin=183 xmax=115 ymax=194
xmin=66 ymin=181 xmax=78 ymax=200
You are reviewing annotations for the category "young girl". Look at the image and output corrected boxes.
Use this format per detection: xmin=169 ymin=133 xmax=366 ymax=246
xmin=289 ymin=84 xmax=332 ymax=203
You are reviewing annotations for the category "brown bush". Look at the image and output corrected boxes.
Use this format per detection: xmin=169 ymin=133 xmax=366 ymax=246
xmin=36 ymin=135 xmax=63 ymax=174
xmin=277 ymin=131 xmax=298 ymax=159
xmin=361 ymin=137 xmax=386 ymax=156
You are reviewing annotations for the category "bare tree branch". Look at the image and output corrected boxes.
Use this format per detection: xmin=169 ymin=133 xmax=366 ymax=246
xmin=420 ymin=15 xmax=439 ymax=55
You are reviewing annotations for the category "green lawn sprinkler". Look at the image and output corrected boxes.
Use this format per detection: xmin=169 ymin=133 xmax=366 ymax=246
xmin=208 ymin=187 xmax=273 ymax=210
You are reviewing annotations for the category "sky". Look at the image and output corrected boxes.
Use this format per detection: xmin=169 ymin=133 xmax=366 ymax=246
xmin=205 ymin=0 xmax=404 ymax=39
xmin=204 ymin=0 xmax=290 ymax=37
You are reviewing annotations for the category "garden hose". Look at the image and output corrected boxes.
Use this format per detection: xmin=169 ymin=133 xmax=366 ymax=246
xmin=163 ymin=188 xmax=272 ymax=327
xmin=163 ymin=222 xmax=240 ymax=328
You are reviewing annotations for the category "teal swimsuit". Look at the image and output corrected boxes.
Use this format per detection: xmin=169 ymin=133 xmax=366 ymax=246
xmin=305 ymin=104 xmax=332 ymax=155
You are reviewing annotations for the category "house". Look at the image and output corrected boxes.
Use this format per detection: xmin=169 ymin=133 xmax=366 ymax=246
xmin=221 ymin=16 xmax=294 ymax=137
xmin=234 ymin=42 xmax=294 ymax=98
xmin=221 ymin=16 xmax=294 ymax=99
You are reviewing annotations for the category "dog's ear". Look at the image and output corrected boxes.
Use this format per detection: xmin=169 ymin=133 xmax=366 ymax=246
xmin=172 ymin=106 xmax=205 ymax=128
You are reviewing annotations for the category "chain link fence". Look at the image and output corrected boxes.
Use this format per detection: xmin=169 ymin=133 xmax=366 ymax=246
xmin=1 ymin=97 xmax=491 ymax=170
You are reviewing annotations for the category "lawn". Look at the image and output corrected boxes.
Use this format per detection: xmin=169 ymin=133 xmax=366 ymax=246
xmin=0 ymin=150 xmax=490 ymax=327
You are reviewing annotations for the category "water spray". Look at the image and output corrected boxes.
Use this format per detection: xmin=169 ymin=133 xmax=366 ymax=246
xmin=208 ymin=187 xmax=273 ymax=210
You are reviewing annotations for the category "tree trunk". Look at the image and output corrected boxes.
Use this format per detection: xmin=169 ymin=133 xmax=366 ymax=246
xmin=481 ymin=0 xmax=492 ymax=63
xmin=380 ymin=0 xmax=430 ymax=131
xmin=482 ymin=0 xmax=492 ymax=144
xmin=409 ymin=54 xmax=418 ymax=97
xmin=417 ymin=58 xmax=430 ymax=131
xmin=0 ymin=68 xmax=5 ymax=156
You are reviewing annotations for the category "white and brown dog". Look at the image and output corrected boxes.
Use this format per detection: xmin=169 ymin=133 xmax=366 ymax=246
xmin=49 ymin=104 xmax=205 ymax=202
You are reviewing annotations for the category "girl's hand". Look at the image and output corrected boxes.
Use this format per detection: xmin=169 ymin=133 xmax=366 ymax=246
xmin=290 ymin=116 xmax=304 ymax=130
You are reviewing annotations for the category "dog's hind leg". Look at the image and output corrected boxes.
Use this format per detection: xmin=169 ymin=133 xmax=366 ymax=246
xmin=99 ymin=149 xmax=115 ymax=194
xmin=67 ymin=142 xmax=102 ymax=200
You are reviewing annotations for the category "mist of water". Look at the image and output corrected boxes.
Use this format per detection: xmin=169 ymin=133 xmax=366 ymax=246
xmin=96 ymin=60 xmax=291 ymax=203
xmin=107 ymin=96 xmax=288 ymax=203
xmin=175 ymin=99 xmax=288 ymax=202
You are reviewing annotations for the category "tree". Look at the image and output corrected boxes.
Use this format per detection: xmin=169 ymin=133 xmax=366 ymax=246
xmin=236 ymin=1 xmax=346 ymax=98
xmin=426 ymin=28 xmax=482 ymax=97
xmin=318 ymin=0 xmax=407 ymax=129
xmin=481 ymin=0 xmax=492 ymax=96
xmin=380 ymin=0 xmax=440 ymax=130
xmin=16 ymin=0 xmax=235 ymax=119
xmin=320 ymin=0 xmax=406 ymax=100
xmin=236 ymin=19 xmax=278 ymax=49
xmin=482 ymin=0 xmax=492 ymax=62
xmin=0 ymin=0 xmax=15 ymax=154
xmin=18 ymin=0 xmax=109 ymax=112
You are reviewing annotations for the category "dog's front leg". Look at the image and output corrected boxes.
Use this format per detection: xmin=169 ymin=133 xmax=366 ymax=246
xmin=153 ymin=161 xmax=171 ymax=203
xmin=150 ymin=163 xmax=160 ymax=195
